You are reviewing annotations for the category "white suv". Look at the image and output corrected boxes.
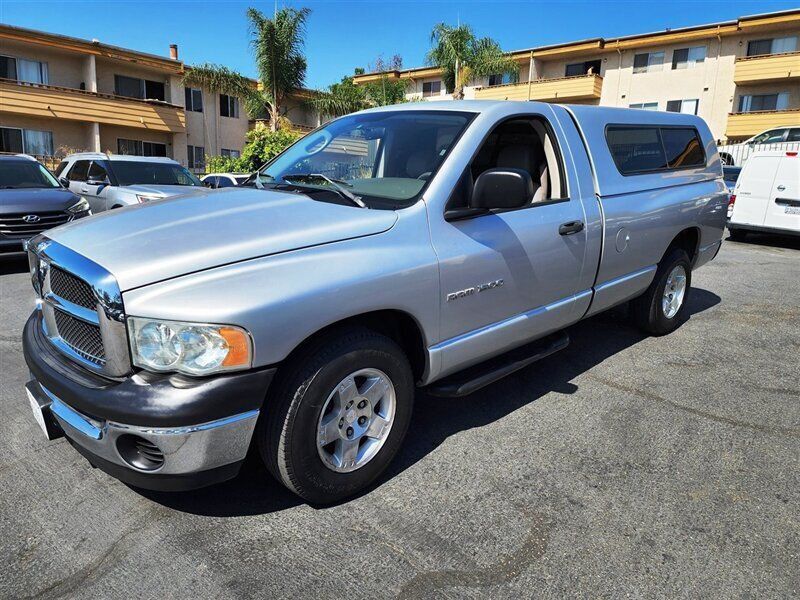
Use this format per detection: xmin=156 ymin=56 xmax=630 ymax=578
xmin=55 ymin=153 xmax=206 ymax=213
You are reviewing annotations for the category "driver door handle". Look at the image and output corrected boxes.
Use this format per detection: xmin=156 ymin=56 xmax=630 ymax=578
xmin=559 ymin=220 xmax=584 ymax=235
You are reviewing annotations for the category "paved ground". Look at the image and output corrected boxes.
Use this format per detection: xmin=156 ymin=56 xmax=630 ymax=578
xmin=0 ymin=233 xmax=798 ymax=599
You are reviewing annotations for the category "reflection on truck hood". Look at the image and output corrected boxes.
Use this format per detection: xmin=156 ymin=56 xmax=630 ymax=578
xmin=46 ymin=188 xmax=398 ymax=291
xmin=122 ymin=184 xmax=206 ymax=198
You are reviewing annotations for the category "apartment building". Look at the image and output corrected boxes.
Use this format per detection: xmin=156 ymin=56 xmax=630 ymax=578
xmin=353 ymin=9 xmax=800 ymax=142
xmin=0 ymin=24 xmax=319 ymax=171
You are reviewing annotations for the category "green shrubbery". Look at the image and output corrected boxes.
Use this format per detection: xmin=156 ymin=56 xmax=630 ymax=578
xmin=205 ymin=127 xmax=302 ymax=174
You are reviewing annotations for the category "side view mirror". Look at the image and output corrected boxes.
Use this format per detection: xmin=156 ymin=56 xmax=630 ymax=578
xmin=58 ymin=176 xmax=70 ymax=187
xmin=470 ymin=168 xmax=532 ymax=210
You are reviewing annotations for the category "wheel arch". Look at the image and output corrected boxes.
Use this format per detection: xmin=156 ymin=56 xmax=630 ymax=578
xmin=280 ymin=309 xmax=429 ymax=384
xmin=663 ymin=226 xmax=700 ymax=266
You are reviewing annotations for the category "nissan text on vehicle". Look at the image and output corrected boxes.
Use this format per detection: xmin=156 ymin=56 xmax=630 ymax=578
xmin=23 ymin=102 xmax=727 ymax=503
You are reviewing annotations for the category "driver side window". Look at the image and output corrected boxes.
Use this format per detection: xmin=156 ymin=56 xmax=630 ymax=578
xmin=449 ymin=116 xmax=566 ymax=210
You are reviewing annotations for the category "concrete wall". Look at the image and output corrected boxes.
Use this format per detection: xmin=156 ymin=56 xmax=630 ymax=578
xmin=0 ymin=113 xmax=92 ymax=154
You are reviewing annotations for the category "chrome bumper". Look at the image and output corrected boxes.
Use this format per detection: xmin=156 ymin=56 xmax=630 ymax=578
xmin=26 ymin=379 xmax=259 ymax=476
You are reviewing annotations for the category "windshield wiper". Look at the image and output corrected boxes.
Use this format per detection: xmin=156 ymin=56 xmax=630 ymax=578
xmin=283 ymin=173 xmax=366 ymax=208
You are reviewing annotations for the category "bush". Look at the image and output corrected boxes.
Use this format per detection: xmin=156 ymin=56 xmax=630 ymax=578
xmin=205 ymin=127 xmax=302 ymax=174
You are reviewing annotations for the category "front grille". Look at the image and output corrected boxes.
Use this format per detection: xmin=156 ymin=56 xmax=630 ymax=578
xmin=54 ymin=309 xmax=106 ymax=365
xmin=0 ymin=212 xmax=71 ymax=238
xmin=50 ymin=266 xmax=97 ymax=310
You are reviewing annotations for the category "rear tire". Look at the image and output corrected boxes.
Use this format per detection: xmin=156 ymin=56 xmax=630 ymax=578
xmin=258 ymin=327 xmax=414 ymax=504
xmin=631 ymin=248 xmax=692 ymax=336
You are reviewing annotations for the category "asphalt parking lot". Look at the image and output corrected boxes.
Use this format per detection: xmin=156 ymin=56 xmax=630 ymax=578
xmin=1 ymin=233 xmax=798 ymax=599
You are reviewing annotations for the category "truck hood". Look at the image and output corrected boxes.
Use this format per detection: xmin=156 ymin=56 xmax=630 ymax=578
xmin=46 ymin=188 xmax=398 ymax=290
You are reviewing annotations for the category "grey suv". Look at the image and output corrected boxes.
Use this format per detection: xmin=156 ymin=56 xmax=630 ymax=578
xmin=55 ymin=153 xmax=205 ymax=213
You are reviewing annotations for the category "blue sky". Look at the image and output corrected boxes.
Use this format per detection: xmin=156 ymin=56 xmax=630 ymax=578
xmin=1 ymin=0 xmax=797 ymax=89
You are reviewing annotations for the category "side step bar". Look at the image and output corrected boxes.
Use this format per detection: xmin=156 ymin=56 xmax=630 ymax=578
xmin=427 ymin=332 xmax=570 ymax=398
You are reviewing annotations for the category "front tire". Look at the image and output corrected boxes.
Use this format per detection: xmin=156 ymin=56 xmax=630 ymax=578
xmin=631 ymin=248 xmax=692 ymax=336
xmin=258 ymin=327 xmax=414 ymax=504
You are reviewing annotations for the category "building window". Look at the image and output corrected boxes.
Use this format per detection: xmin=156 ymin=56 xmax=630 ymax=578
xmin=633 ymin=51 xmax=664 ymax=74
xmin=220 ymin=94 xmax=239 ymax=118
xmin=0 ymin=127 xmax=24 ymax=153
xmin=115 ymin=75 xmax=166 ymax=101
xmin=221 ymin=148 xmax=241 ymax=158
xmin=565 ymin=60 xmax=601 ymax=77
xmin=0 ymin=126 xmax=53 ymax=155
xmin=606 ymin=126 xmax=705 ymax=175
xmin=117 ymin=139 xmax=168 ymax=156
xmin=422 ymin=80 xmax=441 ymax=97
xmin=666 ymin=99 xmax=699 ymax=115
xmin=747 ymin=36 xmax=797 ymax=57
xmin=672 ymin=46 xmax=706 ymax=70
xmin=184 ymin=87 xmax=203 ymax=112
xmin=629 ymin=102 xmax=659 ymax=111
xmin=188 ymin=145 xmax=205 ymax=169
xmin=738 ymin=93 xmax=789 ymax=113
xmin=487 ymin=73 xmax=512 ymax=86
xmin=0 ymin=55 xmax=48 ymax=84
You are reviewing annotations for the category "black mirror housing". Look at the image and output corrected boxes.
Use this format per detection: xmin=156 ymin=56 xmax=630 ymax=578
xmin=470 ymin=168 xmax=532 ymax=210
xmin=58 ymin=177 xmax=70 ymax=188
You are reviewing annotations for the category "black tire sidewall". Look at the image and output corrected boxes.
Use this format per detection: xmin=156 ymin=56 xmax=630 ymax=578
xmin=265 ymin=332 xmax=414 ymax=503
xmin=645 ymin=249 xmax=692 ymax=335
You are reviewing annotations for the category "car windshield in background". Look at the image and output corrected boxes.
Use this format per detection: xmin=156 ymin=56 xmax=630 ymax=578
xmin=110 ymin=161 xmax=202 ymax=187
xmin=0 ymin=161 xmax=60 ymax=189
xmin=722 ymin=166 xmax=741 ymax=183
xmin=253 ymin=110 xmax=474 ymax=208
xmin=234 ymin=176 xmax=250 ymax=185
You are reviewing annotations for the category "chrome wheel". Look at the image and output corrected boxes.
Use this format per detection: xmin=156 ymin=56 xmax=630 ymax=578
xmin=662 ymin=265 xmax=687 ymax=319
xmin=316 ymin=368 xmax=396 ymax=473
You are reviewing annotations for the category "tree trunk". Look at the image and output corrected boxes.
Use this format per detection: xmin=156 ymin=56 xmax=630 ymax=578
xmin=269 ymin=105 xmax=279 ymax=132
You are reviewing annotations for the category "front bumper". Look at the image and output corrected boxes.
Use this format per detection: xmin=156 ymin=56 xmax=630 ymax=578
xmin=23 ymin=312 xmax=276 ymax=491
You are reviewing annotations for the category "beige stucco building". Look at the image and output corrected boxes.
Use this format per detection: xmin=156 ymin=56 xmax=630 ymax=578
xmin=353 ymin=9 xmax=800 ymax=142
xmin=0 ymin=24 xmax=320 ymax=172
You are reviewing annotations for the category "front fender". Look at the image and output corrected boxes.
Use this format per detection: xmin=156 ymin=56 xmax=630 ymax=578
xmin=122 ymin=203 xmax=439 ymax=368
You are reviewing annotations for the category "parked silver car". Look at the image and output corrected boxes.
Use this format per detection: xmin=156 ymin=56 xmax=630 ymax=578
xmin=24 ymin=102 xmax=727 ymax=503
xmin=55 ymin=153 xmax=205 ymax=212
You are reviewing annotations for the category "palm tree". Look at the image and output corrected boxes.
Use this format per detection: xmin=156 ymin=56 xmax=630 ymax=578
xmin=183 ymin=7 xmax=310 ymax=131
xmin=427 ymin=23 xmax=518 ymax=99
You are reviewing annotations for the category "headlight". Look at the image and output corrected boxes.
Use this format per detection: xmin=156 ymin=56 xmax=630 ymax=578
xmin=128 ymin=317 xmax=252 ymax=376
xmin=67 ymin=197 xmax=90 ymax=213
xmin=136 ymin=194 xmax=163 ymax=203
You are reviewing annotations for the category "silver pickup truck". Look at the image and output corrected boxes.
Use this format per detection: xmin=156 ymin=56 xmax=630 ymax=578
xmin=23 ymin=101 xmax=727 ymax=503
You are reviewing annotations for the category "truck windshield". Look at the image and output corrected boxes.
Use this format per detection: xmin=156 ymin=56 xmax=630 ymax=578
xmin=110 ymin=161 xmax=202 ymax=187
xmin=0 ymin=161 xmax=60 ymax=189
xmin=251 ymin=110 xmax=474 ymax=208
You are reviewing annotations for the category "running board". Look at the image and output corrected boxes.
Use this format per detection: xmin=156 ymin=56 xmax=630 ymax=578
xmin=427 ymin=332 xmax=570 ymax=398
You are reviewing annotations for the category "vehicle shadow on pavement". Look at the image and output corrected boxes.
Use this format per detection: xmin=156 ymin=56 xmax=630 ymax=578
xmin=139 ymin=287 xmax=720 ymax=515
xmin=727 ymin=232 xmax=800 ymax=250
xmin=0 ymin=255 xmax=29 ymax=275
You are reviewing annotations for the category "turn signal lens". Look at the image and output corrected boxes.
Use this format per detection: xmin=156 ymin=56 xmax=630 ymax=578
xmin=220 ymin=327 xmax=251 ymax=367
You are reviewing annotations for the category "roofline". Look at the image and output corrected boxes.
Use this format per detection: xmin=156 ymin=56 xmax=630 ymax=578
xmin=0 ymin=23 xmax=183 ymax=73
xmin=353 ymin=7 xmax=800 ymax=82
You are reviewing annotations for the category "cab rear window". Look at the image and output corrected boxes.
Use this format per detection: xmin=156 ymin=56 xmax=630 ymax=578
xmin=606 ymin=125 xmax=705 ymax=175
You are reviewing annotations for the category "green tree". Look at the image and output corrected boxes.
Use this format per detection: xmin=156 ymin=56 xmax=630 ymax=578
xmin=426 ymin=23 xmax=518 ymax=99
xmin=183 ymin=7 xmax=310 ymax=131
xmin=205 ymin=127 xmax=301 ymax=174
xmin=311 ymin=55 xmax=410 ymax=118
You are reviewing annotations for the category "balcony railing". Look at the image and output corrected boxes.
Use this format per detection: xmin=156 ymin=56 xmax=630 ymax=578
xmin=474 ymin=74 xmax=603 ymax=102
xmin=726 ymin=108 xmax=800 ymax=139
xmin=734 ymin=51 xmax=800 ymax=85
xmin=0 ymin=78 xmax=185 ymax=133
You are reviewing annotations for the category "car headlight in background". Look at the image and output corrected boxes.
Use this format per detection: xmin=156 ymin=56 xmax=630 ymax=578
xmin=136 ymin=194 xmax=163 ymax=203
xmin=128 ymin=317 xmax=252 ymax=376
xmin=67 ymin=197 xmax=90 ymax=214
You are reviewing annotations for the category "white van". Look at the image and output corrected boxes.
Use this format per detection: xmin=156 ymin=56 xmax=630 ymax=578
xmin=728 ymin=151 xmax=800 ymax=240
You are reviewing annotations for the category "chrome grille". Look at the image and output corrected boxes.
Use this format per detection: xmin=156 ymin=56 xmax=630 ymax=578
xmin=53 ymin=309 xmax=106 ymax=365
xmin=50 ymin=266 xmax=97 ymax=310
xmin=0 ymin=212 xmax=71 ymax=238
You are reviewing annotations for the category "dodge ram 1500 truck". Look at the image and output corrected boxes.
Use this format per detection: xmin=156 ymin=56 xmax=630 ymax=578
xmin=23 ymin=102 xmax=727 ymax=503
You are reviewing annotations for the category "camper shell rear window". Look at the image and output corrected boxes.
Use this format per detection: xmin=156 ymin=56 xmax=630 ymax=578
xmin=605 ymin=125 xmax=706 ymax=176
